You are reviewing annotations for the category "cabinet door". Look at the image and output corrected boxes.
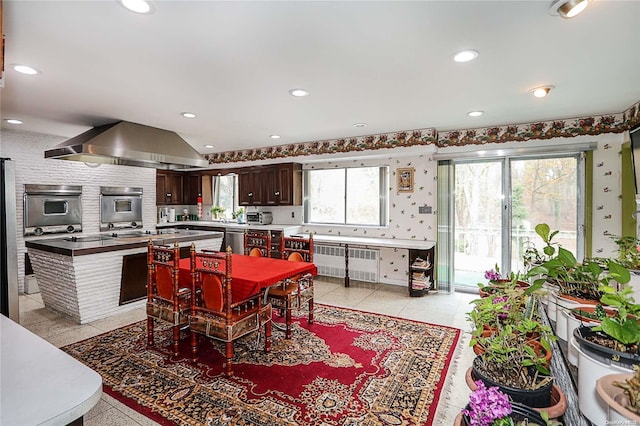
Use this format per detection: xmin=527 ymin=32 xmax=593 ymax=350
xmin=238 ymin=169 xmax=263 ymax=205
xmin=168 ymin=173 xmax=184 ymax=205
xmin=263 ymin=166 xmax=279 ymax=205
xmin=156 ymin=172 xmax=168 ymax=205
xmin=185 ymin=173 xmax=202 ymax=205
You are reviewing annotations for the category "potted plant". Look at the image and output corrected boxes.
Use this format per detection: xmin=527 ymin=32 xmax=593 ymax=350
xmin=454 ymin=379 xmax=560 ymax=426
xmin=232 ymin=207 xmax=245 ymax=223
xmin=613 ymin=235 xmax=640 ymax=271
xmin=574 ymin=281 xmax=639 ymax=366
xmin=478 ymin=265 xmax=530 ymax=298
xmin=210 ymin=205 xmax=225 ymax=220
xmin=596 ymin=367 xmax=640 ymax=424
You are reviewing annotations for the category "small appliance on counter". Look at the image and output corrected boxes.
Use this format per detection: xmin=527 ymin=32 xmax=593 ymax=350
xmin=246 ymin=211 xmax=273 ymax=225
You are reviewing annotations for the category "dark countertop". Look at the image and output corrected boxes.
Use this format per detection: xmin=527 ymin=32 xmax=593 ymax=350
xmin=25 ymin=229 xmax=224 ymax=257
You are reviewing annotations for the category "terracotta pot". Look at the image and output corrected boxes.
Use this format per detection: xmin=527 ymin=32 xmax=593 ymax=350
xmin=453 ymin=411 xmax=464 ymax=426
xmin=559 ymin=292 xmax=599 ymax=305
xmin=596 ymin=373 xmax=640 ymax=423
xmin=464 ymin=367 xmax=567 ymax=419
xmin=571 ymin=305 xmax=617 ymax=322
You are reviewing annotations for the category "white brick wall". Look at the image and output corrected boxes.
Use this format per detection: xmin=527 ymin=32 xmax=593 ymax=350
xmin=1 ymin=129 xmax=157 ymax=292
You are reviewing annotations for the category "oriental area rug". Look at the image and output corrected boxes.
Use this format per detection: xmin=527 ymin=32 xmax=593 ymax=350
xmin=63 ymin=304 xmax=460 ymax=425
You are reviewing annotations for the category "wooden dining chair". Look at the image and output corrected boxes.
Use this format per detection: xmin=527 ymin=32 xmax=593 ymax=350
xmin=146 ymin=241 xmax=191 ymax=357
xmin=267 ymin=233 xmax=315 ymax=338
xmin=189 ymin=245 xmax=272 ymax=375
xmin=244 ymin=229 xmax=271 ymax=257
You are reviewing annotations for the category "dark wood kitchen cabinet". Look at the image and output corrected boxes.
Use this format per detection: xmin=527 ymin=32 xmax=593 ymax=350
xmin=184 ymin=172 xmax=202 ymax=205
xmin=263 ymin=163 xmax=302 ymax=205
xmin=238 ymin=169 xmax=264 ymax=206
xmin=156 ymin=170 xmax=184 ymax=205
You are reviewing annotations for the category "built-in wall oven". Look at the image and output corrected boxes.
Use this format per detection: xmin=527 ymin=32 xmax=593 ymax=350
xmin=23 ymin=184 xmax=82 ymax=236
xmin=100 ymin=187 xmax=143 ymax=231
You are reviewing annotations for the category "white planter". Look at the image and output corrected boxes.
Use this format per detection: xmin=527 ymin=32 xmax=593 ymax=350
xmin=565 ymin=306 xmax=601 ymax=366
xmin=546 ymin=287 xmax=558 ymax=320
xmin=573 ymin=338 xmax=634 ymax=426
xmin=555 ymin=295 xmax=582 ymax=341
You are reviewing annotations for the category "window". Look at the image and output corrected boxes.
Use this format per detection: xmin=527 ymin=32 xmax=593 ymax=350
xmin=212 ymin=174 xmax=238 ymax=219
xmin=304 ymin=166 xmax=388 ymax=226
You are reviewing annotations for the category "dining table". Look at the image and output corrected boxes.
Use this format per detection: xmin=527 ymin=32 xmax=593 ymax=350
xmin=178 ymin=254 xmax=318 ymax=302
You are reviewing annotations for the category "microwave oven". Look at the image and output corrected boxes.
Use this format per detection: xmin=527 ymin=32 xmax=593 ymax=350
xmin=246 ymin=212 xmax=273 ymax=225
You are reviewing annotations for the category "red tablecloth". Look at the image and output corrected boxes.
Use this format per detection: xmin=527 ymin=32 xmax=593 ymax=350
xmin=179 ymin=254 xmax=318 ymax=301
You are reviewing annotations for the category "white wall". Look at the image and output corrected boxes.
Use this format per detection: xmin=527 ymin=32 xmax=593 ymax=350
xmin=1 ymin=129 xmax=157 ymax=292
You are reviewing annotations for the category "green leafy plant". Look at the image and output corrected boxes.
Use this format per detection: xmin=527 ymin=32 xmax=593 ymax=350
xmin=593 ymin=284 xmax=640 ymax=346
xmin=210 ymin=205 xmax=225 ymax=219
xmin=613 ymin=235 xmax=640 ymax=270
xmin=231 ymin=207 xmax=245 ymax=220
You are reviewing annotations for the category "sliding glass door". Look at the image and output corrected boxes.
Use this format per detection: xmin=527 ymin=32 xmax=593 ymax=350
xmin=447 ymin=154 xmax=582 ymax=290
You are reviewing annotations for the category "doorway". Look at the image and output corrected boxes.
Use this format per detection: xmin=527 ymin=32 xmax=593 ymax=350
xmin=449 ymin=155 xmax=582 ymax=290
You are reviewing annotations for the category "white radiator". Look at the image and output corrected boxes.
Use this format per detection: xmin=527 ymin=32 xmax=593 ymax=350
xmin=314 ymin=244 xmax=379 ymax=283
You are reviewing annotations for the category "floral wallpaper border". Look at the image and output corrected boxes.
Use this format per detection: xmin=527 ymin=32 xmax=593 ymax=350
xmin=206 ymin=99 xmax=640 ymax=164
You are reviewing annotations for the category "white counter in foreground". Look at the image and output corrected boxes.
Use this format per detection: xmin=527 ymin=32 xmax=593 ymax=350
xmin=0 ymin=315 xmax=102 ymax=426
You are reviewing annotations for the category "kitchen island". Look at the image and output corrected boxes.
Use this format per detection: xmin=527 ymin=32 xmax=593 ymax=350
xmin=26 ymin=229 xmax=223 ymax=324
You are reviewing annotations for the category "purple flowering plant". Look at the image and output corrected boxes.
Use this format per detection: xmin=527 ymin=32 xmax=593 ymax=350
xmin=462 ymin=380 xmax=514 ymax=426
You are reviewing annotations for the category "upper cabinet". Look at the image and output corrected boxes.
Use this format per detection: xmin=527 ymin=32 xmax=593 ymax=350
xmin=158 ymin=163 xmax=301 ymax=206
xmin=238 ymin=168 xmax=264 ymax=206
xmin=265 ymin=163 xmax=302 ymax=205
xmin=156 ymin=170 xmax=184 ymax=205
xmin=239 ymin=163 xmax=301 ymax=206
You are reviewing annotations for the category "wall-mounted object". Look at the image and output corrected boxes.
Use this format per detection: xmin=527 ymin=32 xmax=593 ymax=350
xmin=397 ymin=167 xmax=414 ymax=193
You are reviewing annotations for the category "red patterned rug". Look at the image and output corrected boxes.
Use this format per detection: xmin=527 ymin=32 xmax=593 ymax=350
xmin=63 ymin=304 xmax=460 ymax=425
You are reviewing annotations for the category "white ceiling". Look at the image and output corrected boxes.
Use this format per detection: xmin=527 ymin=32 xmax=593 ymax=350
xmin=2 ymin=1 xmax=640 ymax=156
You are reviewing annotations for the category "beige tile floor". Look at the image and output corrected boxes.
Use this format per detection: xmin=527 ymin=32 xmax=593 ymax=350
xmin=18 ymin=278 xmax=477 ymax=425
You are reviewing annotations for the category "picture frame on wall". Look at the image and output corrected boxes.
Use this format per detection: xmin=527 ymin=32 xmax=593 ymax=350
xmin=397 ymin=167 xmax=414 ymax=192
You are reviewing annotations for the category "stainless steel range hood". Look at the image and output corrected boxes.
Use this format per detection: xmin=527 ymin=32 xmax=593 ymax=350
xmin=44 ymin=121 xmax=209 ymax=170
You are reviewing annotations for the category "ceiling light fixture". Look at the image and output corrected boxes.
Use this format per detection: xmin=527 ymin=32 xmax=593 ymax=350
xmin=550 ymin=0 xmax=589 ymax=18
xmin=452 ymin=50 xmax=479 ymax=63
xmin=204 ymin=144 xmax=214 ymax=149
xmin=269 ymin=135 xmax=281 ymax=139
xmin=353 ymin=123 xmax=368 ymax=128
xmin=288 ymin=88 xmax=309 ymax=97
xmin=5 ymin=119 xmax=23 ymax=125
xmin=13 ymin=64 xmax=39 ymax=75
xmin=531 ymin=86 xmax=554 ymax=98
xmin=181 ymin=112 xmax=196 ymax=118
xmin=121 ymin=0 xmax=152 ymax=14
xmin=468 ymin=111 xmax=484 ymax=117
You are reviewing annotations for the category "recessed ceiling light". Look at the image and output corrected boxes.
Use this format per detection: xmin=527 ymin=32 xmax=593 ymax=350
xmin=289 ymin=89 xmax=309 ymax=97
xmin=13 ymin=64 xmax=39 ymax=75
xmin=5 ymin=119 xmax=23 ymax=125
xmin=452 ymin=50 xmax=479 ymax=63
xmin=353 ymin=123 xmax=368 ymax=128
xmin=204 ymin=144 xmax=214 ymax=149
xmin=531 ymin=86 xmax=554 ymax=98
xmin=269 ymin=135 xmax=281 ymax=139
xmin=121 ymin=0 xmax=152 ymax=14
xmin=550 ymin=0 xmax=589 ymax=18
xmin=181 ymin=112 xmax=196 ymax=118
xmin=468 ymin=111 xmax=484 ymax=117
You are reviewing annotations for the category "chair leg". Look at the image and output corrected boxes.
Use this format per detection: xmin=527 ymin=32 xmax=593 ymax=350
xmin=172 ymin=324 xmax=181 ymax=357
xmin=225 ymin=342 xmax=234 ymax=376
xmin=285 ymin=298 xmax=292 ymax=339
xmin=147 ymin=317 xmax=154 ymax=346
xmin=308 ymin=298 xmax=314 ymax=324
xmin=265 ymin=319 xmax=272 ymax=352
xmin=190 ymin=331 xmax=198 ymax=363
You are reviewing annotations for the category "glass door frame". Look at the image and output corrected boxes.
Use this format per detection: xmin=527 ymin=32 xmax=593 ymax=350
xmin=439 ymin=152 xmax=586 ymax=290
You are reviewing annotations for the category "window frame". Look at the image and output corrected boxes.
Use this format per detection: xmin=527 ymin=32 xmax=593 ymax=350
xmin=303 ymin=166 xmax=389 ymax=226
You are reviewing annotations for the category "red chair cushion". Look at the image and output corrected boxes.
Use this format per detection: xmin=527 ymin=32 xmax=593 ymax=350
xmin=202 ymin=274 xmax=224 ymax=311
xmin=156 ymin=266 xmax=173 ymax=300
